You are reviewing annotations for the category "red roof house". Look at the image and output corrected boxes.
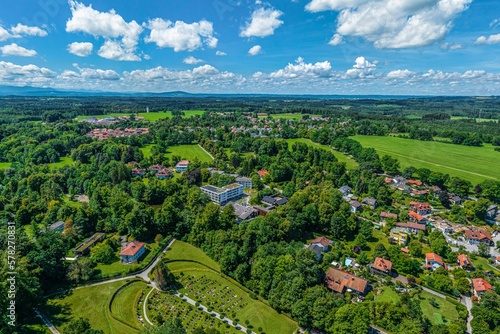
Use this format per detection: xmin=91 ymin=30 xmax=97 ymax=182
xmin=426 ymin=253 xmax=447 ymax=270
xmin=325 ymin=268 xmax=369 ymax=295
xmin=370 ymin=258 xmax=393 ymax=276
xmin=472 ymin=278 xmax=492 ymax=296
xmin=120 ymin=241 xmax=145 ymax=263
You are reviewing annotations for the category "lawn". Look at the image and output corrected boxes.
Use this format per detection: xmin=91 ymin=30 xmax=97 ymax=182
xmin=284 ymin=138 xmax=358 ymax=169
xmin=140 ymin=144 xmax=213 ymax=163
xmin=161 ymin=241 xmax=299 ymax=334
xmin=76 ymin=110 xmax=206 ymax=122
xmin=352 ymin=135 xmax=500 ymax=184
xmin=45 ymin=280 xmax=141 ymax=334
xmin=0 ymin=162 xmax=11 ymax=169
xmin=47 ymin=157 xmax=73 ymax=169
xmin=110 ymin=280 xmax=147 ymax=330
xmin=470 ymin=256 xmax=500 ymax=276
xmin=374 ymin=287 xmax=400 ymax=304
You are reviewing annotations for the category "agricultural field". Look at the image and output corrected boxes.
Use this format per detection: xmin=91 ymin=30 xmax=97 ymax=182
xmin=45 ymin=280 xmax=145 ymax=334
xmin=159 ymin=241 xmax=299 ymax=334
xmin=284 ymin=138 xmax=358 ymax=169
xmin=76 ymin=110 xmax=206 ymax=122
xmin=352 ymin=135 xmax=500 ymax=184
xmin=141 ymin=144 xmax=213 ymax=163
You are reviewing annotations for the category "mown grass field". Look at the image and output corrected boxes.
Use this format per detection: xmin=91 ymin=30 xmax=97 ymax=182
xmin=45 ymin=280 xmax=141 ymax=334
xmin=140 ymin=144 xmax=213 ymax=163
xmin=162 ymin=241 xmax=299 ymax=334
xmin=76 ymin=110 xmax=206 ymax=121
xmin=284 ymin=138 xmax=359 ymax=169
xmin=110 ymin=280 xmax=147 ymax=330
xmin=0 ymin=162 xmax=11 ymax=169
xmin=352 ymin=135 xmax=500 ymax=184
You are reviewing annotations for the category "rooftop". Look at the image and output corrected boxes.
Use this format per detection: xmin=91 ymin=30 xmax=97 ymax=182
xmin=120 ymin=241 xmax=145 ymax=256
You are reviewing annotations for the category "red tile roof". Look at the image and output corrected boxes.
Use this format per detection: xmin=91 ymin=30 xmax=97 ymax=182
xmin=258 ymin=170 xmax=269 ymax=177
xmin=325 ymin=268 xmax=368 ymax=294
xmin=372 ymin=257 xmax=393 ymax=273
xmin=120 ymin=242 xmax=145 ymax=256
xmin=464 ymin=229 xmax=492 ymax=242
xmin=409 ymin=211 xmax=425 ymax=222
xmin=401 ymin=248 xmax=410 ymax=253
xmin=410 ymin=202 xmax=431 ymax=211
xmin=426 ymin=253 xmax=445 ymax=266
xmin=408 ymin=180 xmax=423 ymax=186
xmin=310 ymin=236 xmax=332 ymax=247
xmin=472 ymin=278 xmax=492 ymax=292
xmin=381 ymin=212 xmax=398 ymax=219
xmin=457 ymin=254 xmax=472 ymax=267
xmin=176 ymin=160 xmax=190 ymax=166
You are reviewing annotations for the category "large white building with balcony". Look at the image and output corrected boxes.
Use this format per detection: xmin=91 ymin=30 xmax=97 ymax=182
xmin=200 ymin=183 xmax=244 ymax=205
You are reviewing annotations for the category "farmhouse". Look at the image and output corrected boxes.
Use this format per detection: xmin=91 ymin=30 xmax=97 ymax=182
xmin=175 ymin=160 xmax=190 ymax=172
xmin=370 ymin=257 xmax=393 ymax=276
xmin=74 ymin=233 xmax=105 ymax=256
xmin=425 ymin=253 xmax=447 ymax=271
xmin=200 ymin=183 xmax=244 ymax=205
xmin=325 ymin=268 xmax=369 ymax=296
xmin=472 ymin=278 xmax=492 ymax=297
xmin=409 ymin=202 xmax=432 ymax=215
xmin=120 ymin=241 xmax=145 ymax=263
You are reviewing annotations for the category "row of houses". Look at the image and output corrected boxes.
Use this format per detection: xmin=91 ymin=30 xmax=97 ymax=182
xmin=86 ymin=128 xmax=149 ymax=140
xmin=131 ymin=160 xmax=191 ymax=178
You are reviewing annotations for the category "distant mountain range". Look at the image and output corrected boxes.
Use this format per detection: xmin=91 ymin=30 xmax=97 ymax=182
xmin=0 ymin=85 xmax=495 ymax=99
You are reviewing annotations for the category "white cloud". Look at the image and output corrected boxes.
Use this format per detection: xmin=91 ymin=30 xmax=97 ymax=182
xmin=248 ymin=45 xmax=262 ymax=55
xmin=440 ymin=42 xmax=462 ymax=50
xmin=192 ymin=64 xmax=219 ymax=76
xmin=475 ymin=34 xmax=500 ymax=45
xmin=67 ymin=42 xmax=93 ymax=57
xmin=386 ymin=69 xmax=415 ymax=79
xmin=73 ymin=64 xmax=120 ymax=80
xmin=240 ymin=8 xmax=284 ymax=38
xmin=0 ymin=26 xmax=10 ymax=41
xmin=328 ymin=33 xmax=343 ymax=46
xmin=0 ymin=43 xmax=37 ymax=57
xmin=183 ymin=56 xmax=204 ymax=65
xmin=98 ymin=40 xmax=141 ymax=61
xmin=0 ymin=61 xmax=54 ymax=86
xmin=216 ymin=51 xmax=227 ymax=56
xmin=145 ymin=18 xmax=217 ymax=52
xmin=269 ymin=57 xmax=332 ymax=78
xmin=10 ymin=24 xmax=48 ymax=37
xmin=66 ymin=1 xmax=142 ymax=61
xmin=306 ymin=0 xmax=472 ymax=49
xmin=345 ymin=56 xmax=377 ymax=78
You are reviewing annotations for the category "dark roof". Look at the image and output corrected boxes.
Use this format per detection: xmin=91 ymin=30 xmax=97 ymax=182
xmin=362 ymin=197 xmax=377 ymax=205
xmin=308 ymin=244 xmax=324 ymax=257
xmin=262 ymin=194 xmax=288 ymax=206
xmin=349 ymin=200 xmax=362 ymax=208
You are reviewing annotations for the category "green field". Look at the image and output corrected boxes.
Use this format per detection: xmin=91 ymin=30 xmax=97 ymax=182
xmin=141 ymin=144 xmax=213 ymax=163
xmin=284 ymin=138 xmax=358 ymax=169
xmin=0 ymin=162 xmax=11 ymax=169
xmin=110 ymin=280 xmax=146 ymax=330
xmin=352 ymin=135 xmax=500 ymax=184
xmin=47 ymin=157 xmax=73 ymax=169
xmin=45 ymin=280 xmax=143 ymax=334
xmin=76 ymin=110 xmax=206 ymax=122
xmin=374 ymin=287 xmax=401 ymax=304
xmin=161 ymin=241 xmax=299 ymax=334
xmin=451 ymin=116 xmax=498 ymax=123
xmin=259 ymin=113 xmax=321 ymax=120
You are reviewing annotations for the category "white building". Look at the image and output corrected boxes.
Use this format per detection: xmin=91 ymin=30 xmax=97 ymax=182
xmin=175 ymin=160 xmax=190 ymax=172
xmin=200 ymin=183 xmax=244 ymax=205
xmin=236 ymin=176 xmax=252 ymax=189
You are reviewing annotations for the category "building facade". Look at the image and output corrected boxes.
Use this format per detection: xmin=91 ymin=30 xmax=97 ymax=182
xmin=200 ymin=183 xmax=244 ymax=205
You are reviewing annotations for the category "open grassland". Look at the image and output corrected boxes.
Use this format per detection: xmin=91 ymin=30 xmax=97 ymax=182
xmin=352 ymin=135 xmax=500 ymax=184
xmin=451 ymin=116 xmax=498 ymax=123
xmin=76 ymin=110 xmax=206 ymax=121
xmin=47 ymin=157 xmax=73 ymax=169
xmin=0 ymin=162 xmax=11 ymax=169
xmin=110 ymin=280 xmax=147 ymax=330
xmin=284 ymin=138 xmax=358 ymax=169
xmin=45 ymin=280 xmax=142 ymax=334
xmin=161 ymin=241 xmax=299 ymax=334
xmin=140 ymin=144 xmax=213 ymax=163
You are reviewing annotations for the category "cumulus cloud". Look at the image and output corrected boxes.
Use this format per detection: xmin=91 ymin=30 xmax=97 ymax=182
xmin=386 ymin=69 xmax=415 ymax=79
xmin=440 ymin=42 xmax=463 ymax=50
xmin=10 ymin=24 xmax=48 ymax=37
xmin=72 ymin=63 xmax=120 ymax=80
xmin=269 ymin=57 xmax=332 ymax=78
xmin=248 ymin=45 xmax=262 ymax=55
xmin=0 ymin=26 xmax=10 ymax=41
xmin=0 ymin=43 xmax=37 ymax=57
xmin=216 ymin=51 xmax=227 ymax=56
xmin=192 ymin=64 xmax=219 ymax=76
xmin=67 ymin=42 xmax=93 ymax=57
xmin=475 ymin=34 xmax=500 ymax=45
xmin=345 ymin=56 xmax=377 ymax=78
xmin=328 ymin=33 xmax=343 ymax=46
xmin=0 ymin=61 xmax=54 ymax=86
xmin=240 ymin=8 xmax=284 ymax=38
xmin=66 ymin=1 xmax=142 ymax=61
xmin=306 ymin=0 xmax=472 ymax=49
xmin=183 ymin=56 xmax=204 ymax=64
xmin=145 ymin=18 xmax=217 ymax=52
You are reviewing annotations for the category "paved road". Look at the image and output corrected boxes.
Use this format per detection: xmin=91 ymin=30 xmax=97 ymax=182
xmin=462 ymin=295 xmax=473 ymax=334
xmin=143 ymin=287 xmax=155 ymax=326
xmin=34 ymin=308 xmax=60 ymax=334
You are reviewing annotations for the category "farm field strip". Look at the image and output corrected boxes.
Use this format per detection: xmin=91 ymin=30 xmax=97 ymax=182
xmin=352 ymin=135 xmax=500 ymax=184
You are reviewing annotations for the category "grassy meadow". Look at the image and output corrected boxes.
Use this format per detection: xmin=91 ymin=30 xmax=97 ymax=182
xmin=141 ymin=144 xmax=213 ymax=163
xmin=352 ymin=135 xmax=500 ymax=184
xmin=76 ymin=110 xmax=206 ymax=122
xmin=0 ymin=162 xmax=11 ymax=169
xmin=284 ymin=138 xmax=359 ymax=169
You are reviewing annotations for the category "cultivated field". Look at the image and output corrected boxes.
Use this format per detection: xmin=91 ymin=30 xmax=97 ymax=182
xmin=352 ymin=135 xmax=500 ymax=184
xmin=45 ymin=280 xmax=146 ymax=334
xmin=160 ymin=241 xmax=299 ymax=334
xmin=76 ymin=110 xmax=206 ymax=121
xmin=284 ymin=138 xmax=358 ymax=169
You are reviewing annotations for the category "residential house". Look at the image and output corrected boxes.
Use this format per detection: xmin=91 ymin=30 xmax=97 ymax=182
xmin=120 ymin=241 xmax=146 ymax=263
xmin=411 ymin=189 xmax=429 ymax=197
xmin=262 ymin=194 xmax=289 ymax=206
xmin=393 ymin=176 xmax=407 ymax=187
xmin=309 ymin=236 xmax=333 ymax=253
xmin=253 ymin=205 xmax=274 ymax=216
xmin=486 ymin=205 xmax=498 ymax=220
xmin=74 ymin=233 xmax=105 ymax=256
xmin=496 ymin=256 xmax=500 ymax=266
xmin=361 ymin=197 xmax=378 ymax=210
xmin=307 ymin=243 xmax=324 ymax=260
xmin=389 ymin=227 xmax=409 ymax=245
xmin=338 ymin=185 xmax=352 ymax=196
xmin=384 ymin=177 xmax=394 ymax=184
xmin=472 ymin=278 xmax=493 ymax=297
xmin=370 ymin=257 xmax=393 ymax=276
xmin=235 ymin=176 xmax=252 ymax=189
xmin=380 ymin=212 xmax=398 ymax=220
xmin=257 ymin=170 xmax=269 ymax=178
xmin=200 ymin=183 xmax=244 ymax=205
xmin=425 ymin=253 xmax=447 ymax=271
xmin=149 ymin=164 xmax=166 ymax=173
xmin=408 ymin=180 xmax=423 ymax=187
xmin=409 ymin=202 xmax=432 ymax=215
xmin=430 ymin=185 xmax=442 ymax=196
xmin=325 ymin=268 xmax=369 ymax=296
xmin=132 ymin=167 xmax=145 ymax=177
xmin=226 ymin=202 xmax=258 ymax=222
xmin=396 ymin=222 xmax=426 ymax=234
xmin=409 ymin=211 xmax=427 ymax=224
xmin=175 ymin=160 xmax=190 ymax=172
xmin=457 ymin=254 xmax=474 ymax=270
xmin=464 ymin=228 xmax=493 ymax=245
xmin=350 ymin=200 xmax=362 ymax=213
xmin=449 ymin=195 xmax=462 ymax=205
xmin=156 ymin=170 xmax=172 ymax=179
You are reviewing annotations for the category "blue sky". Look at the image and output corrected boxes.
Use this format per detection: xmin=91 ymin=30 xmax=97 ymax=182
xmin=0 ymin=0 xmax=499 ymax=95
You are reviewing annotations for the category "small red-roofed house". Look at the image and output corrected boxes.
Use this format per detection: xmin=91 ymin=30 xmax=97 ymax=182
xmin=120 ymin=241 xmax=145 ymax=263
xmin=457 ymin=254 xmax=474 ymax=271
xmin=409 ymin=211 xmax=427 ymax=224
xmin=426 ymin=253 xmax=447 ymax=271
xmin=257 ymin=170 xmax=269 ymax=178
xmin=472 ymin=278 xmax=492 ymax=297
xmin=370 ymin=258 xmax=393 ymax=276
